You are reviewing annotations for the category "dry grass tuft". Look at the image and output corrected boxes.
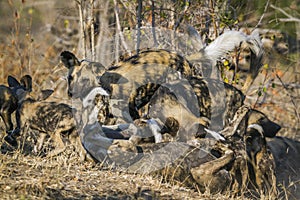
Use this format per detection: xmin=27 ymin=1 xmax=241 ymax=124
xmin=0 ymin=140 xmax=216 ymax=199
xmin=0 ymin=129 xmax=259 ymax=199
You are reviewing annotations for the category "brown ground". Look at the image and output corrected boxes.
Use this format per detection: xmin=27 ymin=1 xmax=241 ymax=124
xmin=0 ymin=1 xmax=299 ymax=199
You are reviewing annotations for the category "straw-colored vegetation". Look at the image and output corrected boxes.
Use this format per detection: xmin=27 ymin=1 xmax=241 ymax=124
xmin=0 ymin=0 xmax=299 ymax=199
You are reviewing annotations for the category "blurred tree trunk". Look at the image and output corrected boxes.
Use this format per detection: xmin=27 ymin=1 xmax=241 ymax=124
xmin=136 ymin=0 xmax=142 ymax=54
xmin=96 ymin=0 xmax=110 ymax=63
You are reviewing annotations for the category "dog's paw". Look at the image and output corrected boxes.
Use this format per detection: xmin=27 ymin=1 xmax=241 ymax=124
xmin=107 ymin=140 xmax=139 ymax=167
xmin=4 ymin=134 xmax=18 ymax=147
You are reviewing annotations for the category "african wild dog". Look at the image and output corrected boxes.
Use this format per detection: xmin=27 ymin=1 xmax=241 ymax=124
xmin=218 ymin=106 xmax=281 ymax=196
xmin=61 ymin=49 xmax=193 ymax=125
xmin=187 ymin=30 xmax=264 ymax=93
xmin=0 ymin=85 xmax=18 ymax=145
xmin=9 ymin=75 xmax=87 ymax=161
xmin=136 ymin=77 xmax=245 ymax=142
xmin=60 ymin=30 xmax=263 ymax=128
xmin=131 ymin=80 xmax=281 ymax=194
xmin=0 ymin=75 xmax=32 ymax=146
xmin=60 ymin=51 xmax=107 ymax=100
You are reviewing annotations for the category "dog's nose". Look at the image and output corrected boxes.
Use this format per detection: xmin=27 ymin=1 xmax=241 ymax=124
xmin=68 ymin=90 xmax=73 ymax=97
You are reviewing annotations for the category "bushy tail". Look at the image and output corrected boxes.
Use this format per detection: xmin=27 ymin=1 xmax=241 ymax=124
xmin=188 ymin=30 xmax=263 ymax=68
xmin=204 ymin=31 xmax=248 ymax=64
xmin=201 ymin=30 xmax=264 ymax=92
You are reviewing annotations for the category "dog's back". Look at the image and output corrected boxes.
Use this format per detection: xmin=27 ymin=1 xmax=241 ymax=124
xmin=267 ymin=136 xmax=300 ymax=199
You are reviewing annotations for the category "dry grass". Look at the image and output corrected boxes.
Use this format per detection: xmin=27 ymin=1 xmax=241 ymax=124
xmin=0 ymin=1 xmax=299 ymax=199
xmin=0 ymin=127 xmax=284 ymax=200
xmin=0 ymin=140 xmax=243 ymax=200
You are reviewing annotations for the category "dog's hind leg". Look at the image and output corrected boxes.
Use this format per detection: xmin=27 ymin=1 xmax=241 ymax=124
xmin=190 ymin=145 xmax=233 ymax=193
xmin=47 ymin=130 xmax=66 ymax=158
xmin=33 ymin=132 xmax=47 ymax=155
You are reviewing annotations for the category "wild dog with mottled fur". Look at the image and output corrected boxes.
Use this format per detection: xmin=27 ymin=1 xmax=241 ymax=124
xmin=216 ymin=107 xmax=281 ymax=197
xmin=140 ymin=77 xmax=245 ymax=142
xmin=61 ymin=49 xmax=193 ymax=125
xmin=0 ymin=75 xmax=32 ymax=146
xmin=10 ymin=76 xmax=87 ymax=161
xmin=237 ymin=118 xmax=278 ymax=196
xmin=0 ymin=85 xmax=18 ymax=143
xmin=60 ymin=52 xmax=107 ymax=100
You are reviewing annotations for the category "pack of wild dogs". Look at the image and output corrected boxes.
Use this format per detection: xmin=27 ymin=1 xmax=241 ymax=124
xmin=1 ymin=30 xmax=300 ymax=198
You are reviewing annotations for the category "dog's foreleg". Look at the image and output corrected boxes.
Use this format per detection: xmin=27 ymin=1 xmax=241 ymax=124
xmin=68 ymin=129 xmax=88 ymax=162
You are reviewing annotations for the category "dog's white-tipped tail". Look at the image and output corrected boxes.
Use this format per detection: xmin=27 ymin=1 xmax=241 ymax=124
xmin=204 ymin=31 xmax=248 ymax=64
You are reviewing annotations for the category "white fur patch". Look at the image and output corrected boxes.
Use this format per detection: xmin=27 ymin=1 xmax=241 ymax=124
xmin=247 ymin=124 xmax=264 ymax=135
xmin=88 ymin=107 xmax=100 ymax=124
xmin=205 ymin=31 xmax=248 ymax=64
xmin=204 ymin=128 xmax=226 ymax=141
xmin=147 ymin=118 xmax=162 ymax=143
xmin=83 ymin=87 xmax=109 ymax=108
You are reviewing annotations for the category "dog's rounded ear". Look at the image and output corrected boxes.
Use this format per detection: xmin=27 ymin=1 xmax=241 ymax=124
xmin=20 ymin=75 xmax=32 ymax=92
xmin=100 ymin=72 xmax=128 ymax=85
xmin=38 ymin=89 xmax=54 ymax=101
xmin=60 ymin=51 xmax=81 ymax=69
xmin=247 ymin=109 xmax=281 ymax=138
xmin=260 ymin=118 xmax=281 ymax=137
xmin=7 ymin=75 xmax=20 ymax=87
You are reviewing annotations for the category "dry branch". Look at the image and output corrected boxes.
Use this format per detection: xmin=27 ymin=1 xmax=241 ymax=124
xmin=77 ymin=0 xmax=87 ymax=58
xmin=90 ymin=0 xmax=95 ymax=60
xmin=255 ymin=0 xmax=270 ymax=28
xmin=136 ymin=0 xmax=143 ymax=54
xmin=270 ymin=4 xmax=300 ymax=23
xmin=113 ymin=0 xmax=130 ymax=58
xmin=151 ymin=0 xmax=158 ymax=48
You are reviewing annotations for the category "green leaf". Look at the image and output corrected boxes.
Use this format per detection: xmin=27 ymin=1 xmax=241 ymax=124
xmin=263 ymin=87 xmax=267 ymax=92
xmin=258 ymin=90 xmax=262 ymax=96
xmin=263 ymin=64 xmax=269 ymax=69
xmin=272 ymin=83 xmax=276 ymax=88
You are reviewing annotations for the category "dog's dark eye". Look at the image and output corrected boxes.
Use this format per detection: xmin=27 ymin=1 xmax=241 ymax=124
xmin=67 ymin=75 xmax=73 ymax=81
xmin=257 ymin=117 xmax=267 ymax=124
